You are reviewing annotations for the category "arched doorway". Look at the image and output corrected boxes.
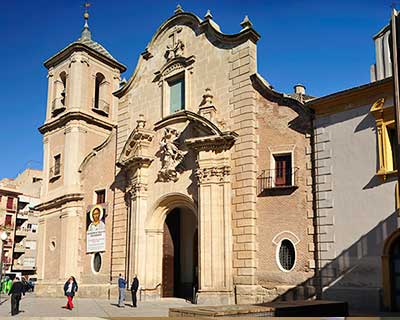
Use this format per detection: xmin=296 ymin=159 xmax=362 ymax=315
xmin=390 ymin=237 xmax=400 ymax=310
xmin=383 ymin=229 xmax=400 ymax=311
xmin=162 ymin=207 xmax=198 ymax=299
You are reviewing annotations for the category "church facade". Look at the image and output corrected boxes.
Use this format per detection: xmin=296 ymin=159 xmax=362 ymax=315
xmin=35 ymin=7 xmax=315 ymax=304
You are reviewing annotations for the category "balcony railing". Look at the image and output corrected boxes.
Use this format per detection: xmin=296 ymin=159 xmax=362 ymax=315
xmin=51 ymin=97 xmax=66 ymax=116
xmin=257 ymin=167 xmax=299 ymax=195
xmin=92 ymin=98 xmax=110 ymax=116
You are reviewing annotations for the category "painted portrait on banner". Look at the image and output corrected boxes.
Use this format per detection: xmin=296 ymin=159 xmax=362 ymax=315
xmin=86 ymin=204 xmax=106 ymax=253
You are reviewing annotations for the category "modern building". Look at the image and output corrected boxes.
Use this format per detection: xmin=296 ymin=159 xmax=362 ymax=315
xmin=12 ymin=194 xmax=39 ymax=278
xmin=35 ymin=6 xmax=316 ymax=303
xmin=0 ymin=187 xmax=22 ymax=273
xmin=0 ymin=169 xmax=42 ymax=279
xmin=305 ymin=23 xmax=399 ymax=313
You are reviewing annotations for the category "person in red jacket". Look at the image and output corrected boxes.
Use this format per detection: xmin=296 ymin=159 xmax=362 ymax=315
xmin=63 ymin=276 xmax=78 ymax=310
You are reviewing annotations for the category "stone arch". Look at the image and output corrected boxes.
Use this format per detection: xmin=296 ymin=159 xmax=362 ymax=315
xmin=145 ymin=192 xmax=197 ymax=231
xmin=142 ymin=193 xmax=198 ymax=297
xmin=382 ymin=228 xmax=400 ymax=311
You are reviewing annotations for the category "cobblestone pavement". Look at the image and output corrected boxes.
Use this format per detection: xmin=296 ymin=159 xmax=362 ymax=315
xmin=0 ymin=293 xmax=193 ymax=318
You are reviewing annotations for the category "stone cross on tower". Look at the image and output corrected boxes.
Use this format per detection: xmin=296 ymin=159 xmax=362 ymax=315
xmin=165 ymin=26 xmax=184 ymax=60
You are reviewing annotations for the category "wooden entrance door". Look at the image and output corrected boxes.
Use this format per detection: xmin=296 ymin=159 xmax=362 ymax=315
xmin=162 ymin=209 xmax=180 ymax=297
xmin=162 ymin=221 xmax=174 ymax=297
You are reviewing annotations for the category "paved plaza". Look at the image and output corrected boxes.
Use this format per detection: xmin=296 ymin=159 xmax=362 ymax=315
xmin=0 ymin=293 xmax=192 ymax=318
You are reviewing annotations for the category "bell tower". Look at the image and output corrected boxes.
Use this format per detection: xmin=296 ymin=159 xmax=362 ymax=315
xmin=36 ymin=4 xmax=126 ymax=293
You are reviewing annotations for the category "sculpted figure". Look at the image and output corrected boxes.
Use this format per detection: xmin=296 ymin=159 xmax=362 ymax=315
xmin=158 ymin=128 xmax=184 ymax=182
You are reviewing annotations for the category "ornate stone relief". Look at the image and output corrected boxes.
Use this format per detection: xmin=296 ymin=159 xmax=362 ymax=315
xmin=127 ymin=181 xmax=148 ymax=199
xmin=195 ymin=166 xmax=231 ymax=183
xmin=165 ymin=26 xmax=184 ymax=61
xmin=117 ymin=115 xmax=154 ymax=169
xmin=158 ymin=127 xmax=186 ymax=182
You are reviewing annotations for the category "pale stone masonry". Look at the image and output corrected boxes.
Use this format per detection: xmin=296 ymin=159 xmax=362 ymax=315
xmin=35 ymin=7 xmax=314 ymax=303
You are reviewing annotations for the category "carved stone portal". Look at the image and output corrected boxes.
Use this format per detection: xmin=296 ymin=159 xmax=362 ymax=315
xmin=158 ymin=127 xmax=185 ymax=182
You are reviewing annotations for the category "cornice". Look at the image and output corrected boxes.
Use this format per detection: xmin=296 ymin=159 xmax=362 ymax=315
xmin=34 ymin=193 xmax=84 ymax=211
xmin=185 ymin=133 xmax=237 ymax=152
xmin=306 ymin=77 xmax=393 ymax=116
xmin=38 ymin=111 xmax=116 ymax=134
xmin=44 ymin=42 xmax=126 ymax=72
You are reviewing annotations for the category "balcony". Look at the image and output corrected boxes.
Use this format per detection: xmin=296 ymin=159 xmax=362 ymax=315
xmin=13 ymin=243 xmax=25 ymax=254
xmin=257 ymin=167 xmax=299 ymax=196
xmin=51 ymin=97 xmax=66 ymax=116
xmin=15 ymin=228 xmax=28 ymax=237
xmin=49 ymin=163 xmax=62 ymax=181
xmin=92 ymin=98 xmax=110 ymax=116
xmin=12 ymin=264 xmax=35 ymax=271
xmin=16 ymin=212 xmax=29 ymax=220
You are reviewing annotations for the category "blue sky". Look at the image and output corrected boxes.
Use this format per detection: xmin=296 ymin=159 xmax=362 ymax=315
xmin=0 ymin=0 xmax=392 ymax=179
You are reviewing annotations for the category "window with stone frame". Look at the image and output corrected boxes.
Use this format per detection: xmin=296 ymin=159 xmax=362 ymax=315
xmin=95 ymin=189 xmax=106 ymax=204
xmin=370 ymin=98 xmax=398 ymax=179
xmin=168 ymin=75 xmax=185 ymax=113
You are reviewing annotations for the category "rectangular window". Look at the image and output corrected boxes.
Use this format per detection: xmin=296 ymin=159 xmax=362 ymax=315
xmin=31 ymin=224 xmax=38 ymax=233
xmin=6 ymin=197 xmax=14 ymax=210
xmin=169 ymin=77 xmax=185 ymax=113
xmin=96 ymin=189 xmax=106 ymax=204
xmin=273 ymin=154 xmax=292 ymax=187
xmin=54 ymin=154 xmax=61 ymax=176
xmin=388 ymin=125 xmax=398 ymax=171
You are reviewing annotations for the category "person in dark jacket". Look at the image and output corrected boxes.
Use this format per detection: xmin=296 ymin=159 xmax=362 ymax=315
xmin=9 ymin=277 xmax=25 ymax=316
xmin=63 ymin=276 xmax=78 ymax=310
xmin=118 ymin=274 xmax=126 ymax=307
xmin=130 ymin=274 xmax=139 ymax=307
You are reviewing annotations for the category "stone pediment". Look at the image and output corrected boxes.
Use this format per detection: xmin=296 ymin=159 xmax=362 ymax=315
xmin=117 ymin=116 xmax=154 ymax=169
xmin=154 ymin=110 xmax=237 ymax=152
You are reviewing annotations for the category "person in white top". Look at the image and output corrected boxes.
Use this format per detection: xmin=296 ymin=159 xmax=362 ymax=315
xmin=88 ymin=207 xmax=105 ymax=232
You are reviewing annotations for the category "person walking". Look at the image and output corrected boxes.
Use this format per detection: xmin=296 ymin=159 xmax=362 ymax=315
xmin=63 ymin=276 xmax=78 ymax=310
xmin=118 ymin=274 xmax=126 ymax=307
xmin=8 ymin=277 xmax=25 ymax=316
xmin=6 ymin=278 xmax=12 ymax=294
xmin=130 ymin=274 xmax=139 ymax=307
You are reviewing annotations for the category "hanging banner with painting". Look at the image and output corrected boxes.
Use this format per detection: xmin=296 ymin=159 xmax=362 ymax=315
xmin=86 ymin=204 xmax=106 ymax=253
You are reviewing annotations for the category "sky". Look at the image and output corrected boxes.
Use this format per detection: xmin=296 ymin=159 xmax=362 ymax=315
xmin=0 ymin=0 xmax=392 ymax=179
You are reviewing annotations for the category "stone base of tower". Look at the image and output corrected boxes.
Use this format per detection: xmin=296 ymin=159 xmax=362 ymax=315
xmin=196 ymin=290 xmax=234 ymax=305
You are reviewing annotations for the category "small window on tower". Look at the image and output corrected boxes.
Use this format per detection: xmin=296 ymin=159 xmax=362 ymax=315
xmin=50 ymin=154 xmax=61 ymax=180
xmin=96 ymin=189 xmax=106 ymax=204
xmin=93 ymin=73 xmax=109 ymax=116
xmin=60 ymin=72 xmax=67 ymax=106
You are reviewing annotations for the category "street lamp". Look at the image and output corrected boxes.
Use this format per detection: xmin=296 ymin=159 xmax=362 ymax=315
xmin=0 ymin=231 xmax=8 ymax=303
